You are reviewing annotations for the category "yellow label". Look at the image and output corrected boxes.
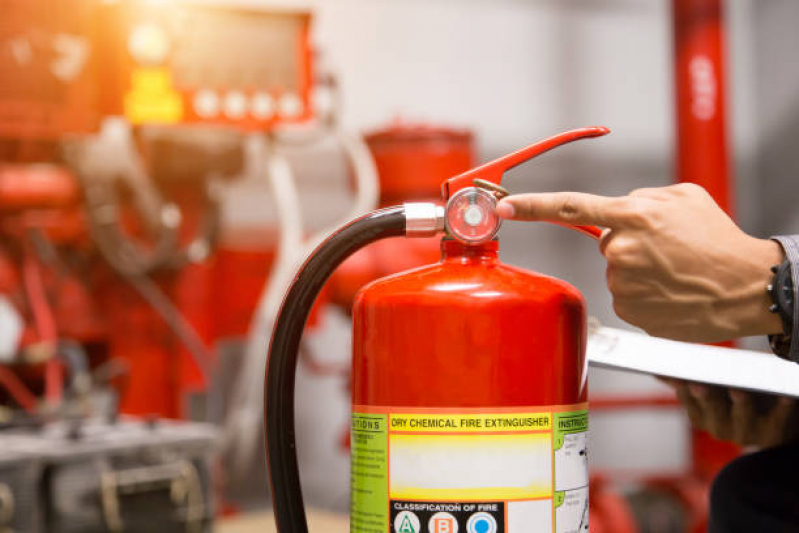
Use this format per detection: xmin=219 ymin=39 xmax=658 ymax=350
xmin=389 ymin=413 xmax=551 ymax=434
xmin=124 ymin=68 xmax=183 ymax=125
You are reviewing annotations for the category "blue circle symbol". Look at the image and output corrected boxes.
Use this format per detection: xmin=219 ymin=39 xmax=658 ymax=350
xmin=467 ymin=513 xmax=497 ymax=533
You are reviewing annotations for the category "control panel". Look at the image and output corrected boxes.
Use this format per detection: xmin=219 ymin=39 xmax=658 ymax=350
xmin=98 ymin=0 xmax=313 ymax=129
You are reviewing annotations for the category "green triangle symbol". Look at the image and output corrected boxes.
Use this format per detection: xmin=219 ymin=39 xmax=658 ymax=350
xmin=399 ymin=515 xmax=416 ymax=533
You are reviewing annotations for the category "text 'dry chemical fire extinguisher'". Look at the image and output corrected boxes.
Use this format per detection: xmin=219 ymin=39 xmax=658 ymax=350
xmin=266 ymin=126 xmax=610 ymax=533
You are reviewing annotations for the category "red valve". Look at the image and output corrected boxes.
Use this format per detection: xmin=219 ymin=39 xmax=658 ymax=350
xmin=441 ymin=126 xmax=610 ymax=240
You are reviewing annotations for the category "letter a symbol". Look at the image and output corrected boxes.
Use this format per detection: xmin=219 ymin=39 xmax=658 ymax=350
xmin=399 ymin=516 xmax=416 ymax=533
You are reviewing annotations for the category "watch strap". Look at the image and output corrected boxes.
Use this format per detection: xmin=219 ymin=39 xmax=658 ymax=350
xmin=771 ymin=235 xmax=799 ymax=362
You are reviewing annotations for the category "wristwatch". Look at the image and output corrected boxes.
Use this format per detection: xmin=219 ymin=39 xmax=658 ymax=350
xmin=768 ymin=259 xmax=795 ymax=360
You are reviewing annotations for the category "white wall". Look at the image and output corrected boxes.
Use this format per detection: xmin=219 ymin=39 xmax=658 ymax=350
xmin=243 ymin=0 xmax=673 ymax=160
xmin=752 ymin=1 xmax=799 ymax=236
xmin=235 ymin=0 xmax=758 ymax=161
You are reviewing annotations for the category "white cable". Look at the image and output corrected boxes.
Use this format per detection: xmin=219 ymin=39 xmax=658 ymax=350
xmin=222 ymin=129 xmax=380 ymax=473
xmin=338 ymin=131 xmax=381 ymax=221
xmin=223 ymin=137 xmax=303 ymax=466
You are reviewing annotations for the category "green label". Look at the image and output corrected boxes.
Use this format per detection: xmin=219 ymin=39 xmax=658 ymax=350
xmin=554 ymin=491 xmax=566 ymax=509
xmin=553 ymin=410 xmax=588 ymax=451
xmin=351 ymin=413 xmax=388 ymax=533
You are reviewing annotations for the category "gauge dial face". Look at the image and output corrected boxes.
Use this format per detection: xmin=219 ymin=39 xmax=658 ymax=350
xmin=445 ymin=187 xmax=501 ymax=244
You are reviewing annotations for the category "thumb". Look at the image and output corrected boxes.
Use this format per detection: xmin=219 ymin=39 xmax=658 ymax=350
xmin=497 ymin=192 xmax=635 ymax=229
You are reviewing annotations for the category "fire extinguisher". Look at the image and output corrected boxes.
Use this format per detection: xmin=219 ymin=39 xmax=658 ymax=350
xmin=266 ymin=126 xmax=609 ymax=532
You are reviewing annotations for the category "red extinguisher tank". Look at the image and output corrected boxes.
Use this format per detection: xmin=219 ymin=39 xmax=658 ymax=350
xmin=353 ymin=239 xmax=587 ymax=407
xmin=264 ymin=127 xmax=609 ymax=533
xmin=350 ymin=239 xmax=589 ymax=532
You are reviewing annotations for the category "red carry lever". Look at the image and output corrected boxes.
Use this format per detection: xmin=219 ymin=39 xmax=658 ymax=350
xmin=441 ymin=126 xmax=611 ymax=239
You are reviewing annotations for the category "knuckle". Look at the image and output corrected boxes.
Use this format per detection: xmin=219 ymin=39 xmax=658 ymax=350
xmin=606 ymin=273 xmax=620 ymax=295
xmin=598 ymin=229 xmax=615 ymax=255
xmin=604 ymin=236 xmax=638 ymax=262
xmin=557 ymin=194 xmax=583 ymax=222
xmin=672 ymin=182 xmax=707 ymax=197
xmin=619 ymin=199 xmax=654 ymax=227
xmin=629 ymin=187 xmax=658 ymax=198
xmin=604 ymin=241 xmax=624 ymax=260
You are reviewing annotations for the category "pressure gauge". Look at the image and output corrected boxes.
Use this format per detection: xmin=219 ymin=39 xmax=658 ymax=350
xmin=445 ymin=187 xmax=501 ymax=244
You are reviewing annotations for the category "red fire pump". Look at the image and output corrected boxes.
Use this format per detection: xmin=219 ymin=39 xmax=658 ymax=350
xmin=265 ymin=127 xmax=609 ymax=532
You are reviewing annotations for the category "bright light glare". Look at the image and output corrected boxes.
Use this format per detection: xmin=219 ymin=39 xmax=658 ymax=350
xmin=128 ymin=23 xmax=170 ymax=65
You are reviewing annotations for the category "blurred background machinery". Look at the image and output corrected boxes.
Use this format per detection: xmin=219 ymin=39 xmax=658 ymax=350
xmin=0 ymin=0 xmax=318 ymax=420
xmin=0 ymin=441 xmax=42 ymax=532
xmin=5 ymin=417 xmax=216 ymax=532
xmin=0 ymin=0 xmax=332 ymax=528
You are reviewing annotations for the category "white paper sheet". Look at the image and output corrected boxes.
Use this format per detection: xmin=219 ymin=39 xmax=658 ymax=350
xmin=587 ymin=326 xmax=799 ymax=399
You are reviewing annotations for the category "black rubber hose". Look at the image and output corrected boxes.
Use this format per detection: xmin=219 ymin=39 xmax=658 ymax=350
xmin=265 ymin=206 xmax=406 ymax=533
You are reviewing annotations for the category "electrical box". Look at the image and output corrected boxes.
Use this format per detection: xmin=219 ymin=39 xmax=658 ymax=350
xmin=0 ymin=0 xmax=314 ymax=139
xmin=97 ymin=0 xmax=314 ymax=130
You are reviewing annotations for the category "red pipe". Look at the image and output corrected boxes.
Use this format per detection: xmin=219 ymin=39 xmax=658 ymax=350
xmin=590 ymin=3 xmax=736 ymax=528
xmin=673 ymin=0 xmax=733 ymax=215
xmin=673 ymin=0 xmax=740 ymax=480
xmin=0 ymin=366 xmax=37 ymax=413
xmin=21 ymin=246 xmax=62 ymax=405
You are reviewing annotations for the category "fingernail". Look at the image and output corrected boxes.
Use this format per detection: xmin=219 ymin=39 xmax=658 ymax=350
xmin=496 ymin=201 xmax=515 ymax=219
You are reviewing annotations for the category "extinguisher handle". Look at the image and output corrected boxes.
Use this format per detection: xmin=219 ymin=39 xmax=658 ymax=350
xmin=441 ymin=126 xmax=609 ymax=242
xmin=442 ymin=126 xmax=610 ymax=199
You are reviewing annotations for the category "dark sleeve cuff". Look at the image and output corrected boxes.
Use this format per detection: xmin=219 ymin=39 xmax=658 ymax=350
xmin=771 ymin=235 xmax=799 ymax=362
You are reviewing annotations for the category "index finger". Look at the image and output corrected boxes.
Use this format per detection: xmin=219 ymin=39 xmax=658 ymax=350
xmin=496 ymin=192 xmax=638 ymax=228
